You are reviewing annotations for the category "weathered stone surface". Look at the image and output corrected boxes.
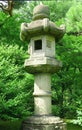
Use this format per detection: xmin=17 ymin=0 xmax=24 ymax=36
xmin=23 ymin=116 xmax=66 ymax=130
xmin=20 ymin=18 xmax=65 ymax=42
xmin=33 ymin=4 xmax=50 ymax=20
xmin=34 ymin=73 xmax=51 ymax=115
xmin=20 ymin=4 xmax=65 ymax=42
xmin=28 ymin=35 xmax=56 ymax=58
xmin=24 ymin=57 xmax=62 ymax=74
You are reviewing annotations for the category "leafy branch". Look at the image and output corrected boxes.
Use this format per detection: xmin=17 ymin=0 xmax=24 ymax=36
xmin=0 ymin=0 xmax=14 ymax=27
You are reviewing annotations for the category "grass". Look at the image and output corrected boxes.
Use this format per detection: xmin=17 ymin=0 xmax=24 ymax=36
xmin=67 ymin=123 xmax=82 ymax=130
xmin=64 ymin=119 xmax=82 ymax=130
xmin=0 ymin=120 xmax=22 ymax=130
xmin=0 ymin=120 xmax=82 ymax=130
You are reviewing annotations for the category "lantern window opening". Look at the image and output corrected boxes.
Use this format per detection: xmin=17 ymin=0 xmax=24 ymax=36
xmin=34 ymin=39 xmax=42 ymax=50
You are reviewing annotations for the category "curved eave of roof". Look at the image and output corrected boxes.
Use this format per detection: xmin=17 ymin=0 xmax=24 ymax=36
xmin=24 ymin=20 xmax=65 ymax=42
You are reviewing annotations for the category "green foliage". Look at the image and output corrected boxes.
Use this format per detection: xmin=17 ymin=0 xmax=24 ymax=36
xmin=0 ymin=44 xmax=34 ymax=120
xmin=67 ymin=123 xmax=82 ymax=130
xmin=52 ymin=34 xmax=82 ymax=118
xmin=65 ymin=3 xmax=82 ymax=32
xmin=0 ymin=12 xmax=7 ymax=24
xmin=72 ymin=110 xmax=82 ymax=126
xmin=43 ymin=0 xmax=72 ymax=22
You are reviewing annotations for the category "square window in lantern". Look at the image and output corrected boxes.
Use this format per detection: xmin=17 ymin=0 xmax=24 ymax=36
xmin=34 ymin=40 xmax=42 ymax=50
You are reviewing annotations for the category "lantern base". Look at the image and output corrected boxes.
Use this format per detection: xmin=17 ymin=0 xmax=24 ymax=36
xmin=22 ymin=115 xmax=66 ymax=130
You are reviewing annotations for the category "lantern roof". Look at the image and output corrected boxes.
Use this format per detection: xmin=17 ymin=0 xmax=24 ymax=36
xmin=20 ymin=4 xmax=65 ymax=42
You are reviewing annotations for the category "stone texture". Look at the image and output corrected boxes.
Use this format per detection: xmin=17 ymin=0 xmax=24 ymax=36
xmin=24 ymin=57 xmax=62 ymax=74
xmin=20 ymin=4 xmax=65 ymax=42
xmin=33 ymin=4 xmax=50 ymax=20
xmin=28 ymin=35 xmax=56 ymax=58
xmin=23 ymin=116 xmax=66 ymax=130
xmin=34 ymin=73 xmax=51 ymax=115
xmin=20 ymin=18 xmax=65 ymax=42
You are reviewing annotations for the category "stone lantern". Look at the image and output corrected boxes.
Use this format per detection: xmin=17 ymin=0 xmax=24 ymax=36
xmin=20 ymin=3 xmax=66 ymax=130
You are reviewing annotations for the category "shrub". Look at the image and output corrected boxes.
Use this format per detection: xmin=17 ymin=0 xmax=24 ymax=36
xmin=0 ymin=44 xmax=34 ymax=120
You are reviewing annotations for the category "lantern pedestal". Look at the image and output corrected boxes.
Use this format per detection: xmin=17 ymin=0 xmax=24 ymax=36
xmin=23 ymin=59 xmax=66 ymax=130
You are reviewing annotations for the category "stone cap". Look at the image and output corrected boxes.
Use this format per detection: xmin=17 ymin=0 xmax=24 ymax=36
xmin=33 ymin=4 xmax=50 ymax=20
